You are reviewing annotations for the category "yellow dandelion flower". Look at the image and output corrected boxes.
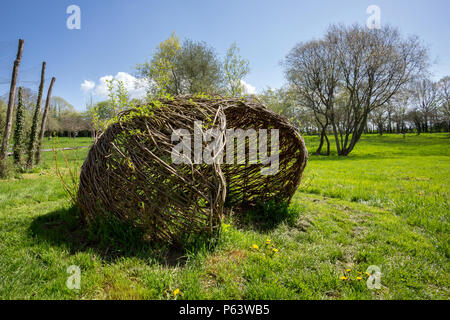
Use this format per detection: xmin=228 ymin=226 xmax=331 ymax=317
xmin=272 ymin=248 xmax=278 ymax=252
xmin=356 ymin=276 xmax=362 ymax=280
xmin=365 ymin=272 xmax=371 ymax=277
xmin=252 ymin=244 xmax=259 ymax=250
xmin=340 ymin=276 xmax=347 ymax=280
xmin=266 ymin=239 xmax=271 ymax=245
xmin=346 ymin=269 xmax=351 ymax=273
xmin=173 ymin=288 xmax=180 ymax=296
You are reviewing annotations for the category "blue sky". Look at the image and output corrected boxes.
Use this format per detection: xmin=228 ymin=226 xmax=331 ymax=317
xmin=1 ymin=0 xmax=449 ymax=110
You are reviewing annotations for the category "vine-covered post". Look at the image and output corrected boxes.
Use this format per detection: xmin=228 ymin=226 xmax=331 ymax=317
xmin=13 ymin=87 xmax=25 ymax=166
xmin=36 ymin=77 xmax=56 ymax=165
xmin=0 ymin=39 xmax=24 ymax=177
xmin=26 ymin=61 xmax=46 ymax=168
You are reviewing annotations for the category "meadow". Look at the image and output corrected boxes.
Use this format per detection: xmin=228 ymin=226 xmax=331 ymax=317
xmin=0 ymin=133 xmax=448 ymax=299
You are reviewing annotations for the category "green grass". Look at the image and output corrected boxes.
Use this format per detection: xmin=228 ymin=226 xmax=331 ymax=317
xmin=0 ymin=133 xmax=448 ymax=299
xmin=40 ymin=136 xmax=93 ymax=149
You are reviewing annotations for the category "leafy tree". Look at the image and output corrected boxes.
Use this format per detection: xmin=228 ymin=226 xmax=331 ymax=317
xmin=224 ymin=43 xmax=250 ymax=96
xmin=259 ymin=87 xmax=322 ymax=144
xmin=59 ymin=111 xmax=91 ymax=138
xmin=137 ymin=32 xmax=181 ymax=96
xmin=137 ymin=34 xmax=224 ymax=97
xmin=89 ymin=79 xmax=131 ymax=141
xmin=50 ymin=96 xmax=74 ymax=118
xmin=176 ymin=39 xmax=223 ymax=94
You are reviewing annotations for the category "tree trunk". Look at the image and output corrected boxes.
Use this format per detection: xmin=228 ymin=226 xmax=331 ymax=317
xmin=340 ymin=114 xmax=368 ymax=156
xmin=315 ymin=128 xmax=325 ymax=155
xmin=330 ymin=115 xmax=342 ymax=155
xmin=387 ymin=112 xmax=392 ymax=133
xmin=35 ymin=77 xmax=55 ymax=165
xmin=378 ymin=123 xmax=383 ymax=135
xmin=324 ymin=133 xmax=330 ymax=156
xmin=0 ymin=39 xmax=24 ymax=177
xmin=26 ymin=61 xmax=46 ymax=168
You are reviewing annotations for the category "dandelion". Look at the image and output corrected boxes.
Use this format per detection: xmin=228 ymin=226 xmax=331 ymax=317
xmin=340 ymin=276 xmax=347 ymax=280
xmin=356 ymin=276 xmax=362 ymax=280
xmin=365 ymin=272 xmax=371 ymax=277
xmin=265 ymin=239 xmax=271 ymax=245
xmin=252 ymin=244 xmax=259 ymax=250
xmin=272 ymin=248 xmax=278 ymax=253
xmin=173 ymin=288 xmax=180 ymax=297
xmin=346 ymin=269 xmax=351 ymax=273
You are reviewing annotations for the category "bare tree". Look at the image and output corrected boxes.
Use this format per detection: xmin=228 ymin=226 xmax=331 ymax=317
xmin=411 ymin=78 xmax=439 ymax=133
xmin=391 ymin=90 xmax=410 ymax=133
xmin=370 ymin=106 xmax=387 ymax=135
xmin=407 ymin=108 xmax=423 ymax=135
xmin=284 ymin=24 xmax=428 ymax=155
xmin=284 ymin=39 xmax=339 ymax=154
xmin=330 ymin=25 xmax=428 ymax=154
xmin=437 ymin=76 xmax=450 ymax=131
xmin=0 ymin=39 xmax=24 ymax=177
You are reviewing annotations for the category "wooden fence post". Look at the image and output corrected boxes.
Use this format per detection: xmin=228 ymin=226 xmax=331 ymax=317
xmin=36 ymin=77 xmax=56 ymax=164
xmin=26 ymin=61 xmax=46 ymax=168
xmin=0 ymin=39 xmax=24 ymax=177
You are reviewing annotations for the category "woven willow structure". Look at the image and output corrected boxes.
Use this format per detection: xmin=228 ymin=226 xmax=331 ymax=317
xmin=221 ymin=100 xmax=308 ymax=209
xmin=78 ymin=95 xmax=307 ymax=244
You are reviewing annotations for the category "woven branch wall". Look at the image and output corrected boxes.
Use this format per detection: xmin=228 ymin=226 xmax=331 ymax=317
xmin=78 ymin=95 xmax=308 ymax=244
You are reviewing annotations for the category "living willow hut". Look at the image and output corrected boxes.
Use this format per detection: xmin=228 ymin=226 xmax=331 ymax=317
xmin=78 ymin=95 xmax=307 ymax=244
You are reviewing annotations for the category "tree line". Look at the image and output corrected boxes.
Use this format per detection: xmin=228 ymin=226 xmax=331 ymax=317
xmin=0 ymin=94 xmax=91 ymax=140
xmin=2 ymin=24 xmax=448 ymax=175
xmin=260 ymin=24 xmax=449 ymax=156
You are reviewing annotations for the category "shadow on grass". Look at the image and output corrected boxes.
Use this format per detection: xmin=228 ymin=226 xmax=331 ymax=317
xmin=28 ymin=206 xmax=215 ymax=267
xmin=230 ymin=200 xmax=303 ymax=232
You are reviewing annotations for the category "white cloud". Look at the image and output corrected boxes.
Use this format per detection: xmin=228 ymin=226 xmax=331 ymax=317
xmin=93 ymin=75 xmax=114 ymax=97
xmin=81 ymin=72 xmax=147 ymax=100
xmin=241 ymin=80 xmax=257 ymax=95
xmin=80 ymin=80 xmax=95 ymax=93
xmin=115 ymin=72 xmax=147 ymax=100
xmin=82 ymin=74 xmax=255 ymax=98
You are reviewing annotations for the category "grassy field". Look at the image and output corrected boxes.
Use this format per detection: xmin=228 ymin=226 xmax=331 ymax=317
xmin=0 ymin=133 xmax=448 ymax=299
